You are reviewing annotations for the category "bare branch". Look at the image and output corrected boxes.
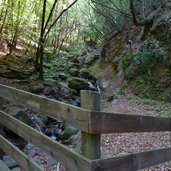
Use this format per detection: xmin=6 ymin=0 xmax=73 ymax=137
xmin=43 ymin=0 xmax=58 ymax=32
xmin=44 ymin=0 xmax=78 ymax=41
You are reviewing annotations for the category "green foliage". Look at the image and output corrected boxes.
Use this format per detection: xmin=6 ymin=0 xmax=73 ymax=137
xmin=82 ymin=26 xmax=98 ymax=42
xmin=167 ymin=70 xmax=171 ymax=77
xmin=132 ymin=38 xmax=169 ymax=69
xmin=122 ymin=38 xmax=170 ymax=74
xmin=113 ymin=87 xmax=123 ymax=97
xmin=122 ymin=54 xmax=132 ymax=71
xmin=107 ymin=87 xmax=123 ymax=102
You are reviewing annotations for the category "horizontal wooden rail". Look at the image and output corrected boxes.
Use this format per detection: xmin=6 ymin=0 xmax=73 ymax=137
xmin=1 ymin=84 xmax=171 ymax=170
xmin=0 ymin=84 xmax=90 ymax=132
xmin=90 ymin=111 xmax=171 ymax=133
xmin=0 ymin=110 xmax=91 ymax=171
xmin=0 ymin=135 xmax=43 ymax=171
xmin=91 ymin=147 xmax=171 ymax=171
xmin=0 ymin=160 xmax=11 ymax=171
xmin=2 ymin=84 xmax=170 ymax=134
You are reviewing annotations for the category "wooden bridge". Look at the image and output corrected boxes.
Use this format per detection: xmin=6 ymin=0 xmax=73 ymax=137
xmin=0 ymin=84 xmax=171 ymax=171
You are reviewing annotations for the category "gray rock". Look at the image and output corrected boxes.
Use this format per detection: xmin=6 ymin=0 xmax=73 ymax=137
xmin=11 ymin=168 xmax=21 ymax=171
xmin=67 ymin=132 xmax=81 ymax=152
xmin=62 ymin=126 xmax=79 ymax=139
xmin=70 ymin=100 xmax=78 ymax=106
xmin=46 ymin=157 xmax=57 ymax=166
xmin=8 ymin=107 xmax=34 ymax=127
xmin=23 ymin=143 xmax=35 ymax=155
xmin=3 ymin=156 xmax=18 ymax=168
xmin=71 ymin=97 xmax=80 ymax=106
xmin=84 ymin=54 xmax=95 ymax=65
xmin=38 ymin=115 xmax=49 ymax=125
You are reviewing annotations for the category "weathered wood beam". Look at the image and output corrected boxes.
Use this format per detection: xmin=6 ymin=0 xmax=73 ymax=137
xmin=0 ymin=84 xmax=90 ymax=132
xmin=0 ymin=135 xmax=43 ymax=171
xmin=0 ymin=96 xmax=5 ymax=160
xmin=90 ymin=111 xmax=171 ymax=133
xmin=81 ymin=90 xmax=101 ymax=160
xmin=0 ymin=110 xmax=91 ymax=171
xmin=91 ymin=147 xmax=171 ymax=171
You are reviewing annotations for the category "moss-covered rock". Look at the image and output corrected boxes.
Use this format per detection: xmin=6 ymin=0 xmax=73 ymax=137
xmin=0 ymin=70 xmax=30 ymax=79
xmin=68 ymin=77 xmax=89 ymax=91
xmin=68 ymin=68 xmax=79 ymax=77
xmin=58 ymin=73 xmax=67 ymax=80
xmin=62 ymin=126 xmax=79 ymax=139
xmin=8 ymin=107 xmax=35 ymax=127
xmin=80 ymin=68 xmax=96 ymax=81
xmin=84 ymin=54 xmax=96 ymax=65
xmin=28 ymin=83 xmax=44 ymax=93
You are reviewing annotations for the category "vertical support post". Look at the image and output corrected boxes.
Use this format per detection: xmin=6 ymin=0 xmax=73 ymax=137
xmin=0 ymin=97 xmax=4 ymax=159
xmin=80 ymin=90 xmax=101 ymax=160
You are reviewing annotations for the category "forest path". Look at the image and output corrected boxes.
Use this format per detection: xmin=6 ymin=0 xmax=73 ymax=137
xmin=102 ymin=92 xmax=171 ymax=171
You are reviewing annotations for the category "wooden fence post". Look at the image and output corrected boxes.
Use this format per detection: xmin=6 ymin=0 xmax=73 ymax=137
xmin=0 ymin=97 xmax=5 ymax=159
xmin=80 ymin=90 xmax=101 ymax=159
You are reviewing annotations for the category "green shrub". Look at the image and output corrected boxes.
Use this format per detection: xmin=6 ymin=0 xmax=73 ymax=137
xmin=132 ymin=38 xmax=168 ymax=68
xmin=107 ymin=87 xmax=123 ymax=102
xmin=122 ymin=55 xmax=132 ymax=71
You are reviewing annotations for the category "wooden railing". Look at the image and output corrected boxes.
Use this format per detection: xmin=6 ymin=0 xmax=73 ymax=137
xmin=0 ymin=84 xmax=171 ymax=171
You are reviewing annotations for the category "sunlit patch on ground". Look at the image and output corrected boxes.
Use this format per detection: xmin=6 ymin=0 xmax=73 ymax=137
xmin=0 ymin=51 xmax=6 ymax=58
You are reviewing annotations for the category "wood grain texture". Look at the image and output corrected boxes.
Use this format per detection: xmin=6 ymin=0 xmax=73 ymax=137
xmin=0 ymin=110 xmax=91 ymax=171
xmin=0 ymin=97 xmax=4 ymax=160
xmin=0 ymin=160 xmax=11 ymax=171
xmin=91 ymin=147 xmax=171 ymax=171
xmin=0 ymin=135 xmax=43 ymax=171
xmin=0 ymin=84 xmax=90 ymax=132
xmin=90 ymin=111 xmax=171 ymax=134
xmin=81 ymin=90 xmax=101 ymax=160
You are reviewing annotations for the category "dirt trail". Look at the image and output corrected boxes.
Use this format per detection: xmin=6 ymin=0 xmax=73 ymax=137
xmin=102 ymin=92 xmax=171 ymax=171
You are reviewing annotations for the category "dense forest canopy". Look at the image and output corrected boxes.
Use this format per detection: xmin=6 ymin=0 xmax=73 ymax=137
xmin=0 ymin=0 xmax=171 ymax=79
xmin=1 ymin=1 xmax=171 ymax=169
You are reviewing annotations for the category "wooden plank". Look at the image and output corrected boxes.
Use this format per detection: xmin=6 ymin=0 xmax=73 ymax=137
xmin=0 ymin=97 xmax=4 ymax=160
xmin=90 ymin=111 xmax=171 ymax=134
xmin=0 ymin=84 xmax=90 ymax=132
xmin=0 ymin=160 xmax=11 ymax=171
xmin=0 ymin=135 xmax=43 ymax=171
xmin=0 ymin=110 xmax=91 ymax=171
xmin=91 ymin=147 xmax=171 ymax=171
xmin=81 ymin=90 xmax=101 ymax=160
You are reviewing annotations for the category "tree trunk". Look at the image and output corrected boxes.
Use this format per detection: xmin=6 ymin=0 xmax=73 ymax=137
xmin=39 ymin=41 xmax=44 ymax=80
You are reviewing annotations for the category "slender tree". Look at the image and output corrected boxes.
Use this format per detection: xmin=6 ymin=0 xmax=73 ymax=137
xmin=36 ymin=0 xmax=78 ymax=79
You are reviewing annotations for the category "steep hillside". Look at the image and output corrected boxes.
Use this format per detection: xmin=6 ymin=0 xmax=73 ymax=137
xmin=92 ymin=26 xmax=171 ymax=103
